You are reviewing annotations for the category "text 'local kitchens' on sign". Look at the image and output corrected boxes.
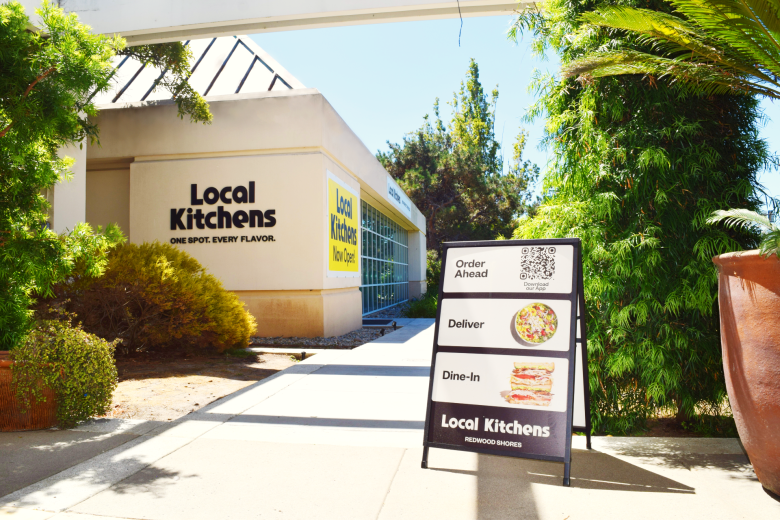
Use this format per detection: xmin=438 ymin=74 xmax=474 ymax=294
xmin=443 ymin=245 xmax=574 ymax=294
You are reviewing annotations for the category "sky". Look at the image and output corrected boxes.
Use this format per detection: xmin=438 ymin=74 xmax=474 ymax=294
xmin=250 ymin=15 xmax=780 ymax=202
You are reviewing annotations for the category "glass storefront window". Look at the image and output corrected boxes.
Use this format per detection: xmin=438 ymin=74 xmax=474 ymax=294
xmin=360 ymin=199 xmax=410 ymax=315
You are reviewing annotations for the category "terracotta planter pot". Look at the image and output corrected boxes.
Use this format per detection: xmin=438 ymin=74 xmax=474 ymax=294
xmin=0 ymin=351 xmax=58 ymax=432
xmin=713 ymin=250 xmax=780 ymax=496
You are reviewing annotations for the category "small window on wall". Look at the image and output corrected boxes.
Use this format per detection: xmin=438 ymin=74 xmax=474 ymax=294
xmin=360 ymin=200 xmax=409 ymax=315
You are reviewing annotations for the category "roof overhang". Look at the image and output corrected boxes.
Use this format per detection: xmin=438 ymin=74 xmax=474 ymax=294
xmin=21 ymin=1 xmax=530 ymax=45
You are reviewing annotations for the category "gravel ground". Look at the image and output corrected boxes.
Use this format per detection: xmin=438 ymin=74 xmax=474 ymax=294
xmin=250 ymin=327 xmax=387 ymax=348
xmin=364 ymin=301 xmax=411 ymax=319
xmin=250 ymin=302 xmax=410 ymax=348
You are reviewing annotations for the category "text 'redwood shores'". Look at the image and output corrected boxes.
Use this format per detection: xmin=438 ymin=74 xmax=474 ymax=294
xmin=422 ymin=238 xmax=592 ymax=486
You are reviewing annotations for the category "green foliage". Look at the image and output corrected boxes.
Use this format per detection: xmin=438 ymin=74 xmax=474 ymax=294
xmin=0 ymin=1 xmax=126 ymax=350
xmin=401 ymin=251 xmax=443 ymax=318
xmin=511 ymin=0 xmax=767 ymax=433
xmin=224 ymin=347 xmax=256 ymax=358
xmin=378 ymin=60 xmax=539 ymax=254
xmin=561 ymin=0 xmax=780 ymax=100
xmin=42 ymin=242 xmax=257 ymax=354
xmin=118 ymin=42 xmax=212 ymax=124
xmin=708 ymin=208 xmax=780 ymax=257
xmin=403 ymin=289 xmax=439 ymax=319
xmin=426 ymin=249 xmax=442 ymax=287
xmin=11 ymin=319 xmax=118 ymax=429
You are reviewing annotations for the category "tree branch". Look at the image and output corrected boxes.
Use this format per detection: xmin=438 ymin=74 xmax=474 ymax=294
xmin=0 ymin=66 xmax=58 ymax=138
xmin=23 ymin=66 xmax=57 ymax=98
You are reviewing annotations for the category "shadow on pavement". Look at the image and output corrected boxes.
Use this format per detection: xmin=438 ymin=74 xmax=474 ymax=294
xmin=554 ymin=449 xmax=693 ymax=492
xmin=109 ymin=464 xmax=196 ymax=498
xmin=427 ymin=448 xmax=695 ymax=499
xmin=227 ymin=415 xmax=425 ymax=429
xmin=764 ymin=486 xmax=780 ymax=503
xmin=116 ymin=360 xmax=285 ymax=383
xmin=592 ymin=438 xmax=758 ymax=484
xmin=0 ymin=429 xmax=140 ymax=497
xmin=309 ymin=365 xmax=430 ymax=377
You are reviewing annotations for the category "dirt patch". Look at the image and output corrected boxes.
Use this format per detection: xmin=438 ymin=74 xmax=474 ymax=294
xmin=633 ymin=418 xmax=704 ymax=437
xmin=624 ymin=417 xmax=737 ymax=438
xmin=101 ymin=353 xmax=296 ymax=422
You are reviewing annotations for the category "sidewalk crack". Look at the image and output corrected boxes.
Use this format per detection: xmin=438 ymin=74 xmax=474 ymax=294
xmin=376 ymin=448 xmax=406 ymax=520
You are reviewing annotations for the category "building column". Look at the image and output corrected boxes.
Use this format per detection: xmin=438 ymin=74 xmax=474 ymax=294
xmin=50 ymin=141 xmax=87 ymax=234
xmin=408 ymin=229 xmax=427 ymax=299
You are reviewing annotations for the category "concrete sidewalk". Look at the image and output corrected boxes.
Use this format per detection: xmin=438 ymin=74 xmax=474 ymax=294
xmin=2 ymin=318 xmax=779 ymax=519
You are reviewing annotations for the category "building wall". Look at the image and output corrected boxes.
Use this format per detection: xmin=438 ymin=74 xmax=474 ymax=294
xmin=50 ymin=142 xmax=87 ymax=234
xmin=84 ymin=89 xmax=424 ymax=337
xmin=408 ymin=230 xmax=428 ymax=299
xmin=86 ymin=168 xmax=131 ymax=234
xmin=129 ymin=153 xmax=326 ymax=291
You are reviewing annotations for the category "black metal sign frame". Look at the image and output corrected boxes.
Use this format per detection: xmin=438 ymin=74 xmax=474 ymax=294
xmin=421 ymin=238 xmax=592 ymax=486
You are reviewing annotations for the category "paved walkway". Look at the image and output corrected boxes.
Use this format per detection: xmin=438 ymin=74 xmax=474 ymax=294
xmin=1 ymin=318 xmax=779 ymax=519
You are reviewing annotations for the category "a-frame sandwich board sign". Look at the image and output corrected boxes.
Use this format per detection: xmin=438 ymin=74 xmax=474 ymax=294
xmin=421 ymin=238 xmax=592 ymax=486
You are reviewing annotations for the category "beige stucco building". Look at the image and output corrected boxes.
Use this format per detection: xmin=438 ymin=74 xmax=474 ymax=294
xmin=53 ymin=35 xmax=426 ymax=338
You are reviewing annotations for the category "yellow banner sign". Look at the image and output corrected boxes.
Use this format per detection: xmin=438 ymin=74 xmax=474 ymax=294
xmin=327 ymin=172 xmax=359 ymax=275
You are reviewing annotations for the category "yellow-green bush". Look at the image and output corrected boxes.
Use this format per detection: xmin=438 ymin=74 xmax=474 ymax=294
xmin=44 ymin=242 xmax=256 ymax=354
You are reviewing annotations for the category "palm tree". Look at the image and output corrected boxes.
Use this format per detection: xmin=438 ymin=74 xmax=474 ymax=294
xmin=562 ymin=0 xmax=780 ymax=100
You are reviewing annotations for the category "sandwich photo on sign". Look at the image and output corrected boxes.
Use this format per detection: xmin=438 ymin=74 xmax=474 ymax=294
xmin=502 ymin=362 xmax=555 ymax=407
xmin=430 ymin=352 xmax=568 ymax=412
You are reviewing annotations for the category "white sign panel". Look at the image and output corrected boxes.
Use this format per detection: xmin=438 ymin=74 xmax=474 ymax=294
xmin=438 ymin=298 xmax=572 ymax=352
xmin=386 ymin=177 xmax=413 ymax=218
xmin=432 ymin=352 xmax=569 ymax=413
xmin=443 ymin=245 xmax=574 ymax=294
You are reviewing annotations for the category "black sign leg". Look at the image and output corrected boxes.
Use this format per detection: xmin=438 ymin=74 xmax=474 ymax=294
xmin=421 ymin=445 xmax=429 ymax=469
xmin=563 ymin=461 xmax=571 ymax=487
xmin=577 ymin=251 xmax=593 ymax=452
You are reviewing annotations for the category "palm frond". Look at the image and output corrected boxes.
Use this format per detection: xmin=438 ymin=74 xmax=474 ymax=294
xmin=563 ymin=50 xmax=780 ymax=99
xmin=759 ymin=229 xmax=780 ymax=256
xmin=572 ymin=2 xmax=780 ymax=100
xmin=580 ymin=8 xmax=727 ymax=61
xmin=670 ymin=0 xmax=780 ymax=77
xmin=706 ymin=208 xmax=775 ymax=231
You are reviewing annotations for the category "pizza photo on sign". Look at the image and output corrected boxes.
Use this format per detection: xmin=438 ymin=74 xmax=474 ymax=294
xmin=512 ymin=303 xmax=558 ymax=346
xmin=500 ymin=361 xmax=555 ymax=407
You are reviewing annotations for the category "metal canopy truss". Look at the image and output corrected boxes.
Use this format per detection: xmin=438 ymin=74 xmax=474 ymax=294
xmin=92 ymin=36 xmax=304 ymax=107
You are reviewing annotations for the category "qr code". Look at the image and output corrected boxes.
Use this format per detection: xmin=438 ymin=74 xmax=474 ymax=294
xmin=519 ymin=247 xmax=556 ymax=280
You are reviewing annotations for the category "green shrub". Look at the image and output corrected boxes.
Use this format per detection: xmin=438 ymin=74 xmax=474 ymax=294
xmin=12 ymin=319 xmax=118 ymax=429
xmin=403 ymin=287 xmax=439 ymax=319
xmin=42 ymin=242 xmax=257 ymax=354
xmin=426 ymin=250 xmax=442 ymax=288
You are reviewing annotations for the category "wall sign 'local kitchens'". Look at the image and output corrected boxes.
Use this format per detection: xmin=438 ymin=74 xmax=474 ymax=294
xmin=168 ymin=182 xmax=276 ymax=245
xmin=422 ymin=238 xmax=592 ymax=487
xmin=326 ymin=170 xmax=360 ymax=278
